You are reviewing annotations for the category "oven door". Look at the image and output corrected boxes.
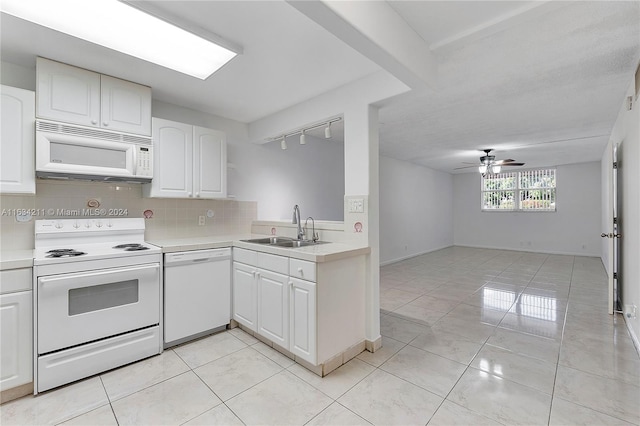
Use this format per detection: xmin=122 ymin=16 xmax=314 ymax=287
xmin=37 ymin=263 xmax=160 ymax=354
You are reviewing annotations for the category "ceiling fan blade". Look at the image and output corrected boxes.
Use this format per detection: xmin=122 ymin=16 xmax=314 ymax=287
xmin=494 ymin=159 xmax=515 ymax=164
xmin=454 ymin=165 xmax=479 ymax=170
xmin=502 ymin=163 xmax=525 ymax=166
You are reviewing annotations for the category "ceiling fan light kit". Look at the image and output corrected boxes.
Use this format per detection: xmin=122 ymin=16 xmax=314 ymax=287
xmin=455 ymin=149 xmax=525 ymax=175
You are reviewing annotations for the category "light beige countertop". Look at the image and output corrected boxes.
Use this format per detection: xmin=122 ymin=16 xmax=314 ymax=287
xmin=0 ymin=250 xmax=34 ymax=270
xmin=148 ymin=235 xmax=370 ymax=263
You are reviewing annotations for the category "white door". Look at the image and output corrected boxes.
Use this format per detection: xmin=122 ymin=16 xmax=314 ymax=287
xmin=193 ymin=126 xmax=227 ymax=199
xmin=36 ymin=57 xmax=100 ymax=127
xmin=148 ymin=118 xmax=193 ymax=198
xmin=100 ymin=75 xmax=151 ymax=136
xmin=289 ymin=278 xmax=316 ymax=364
xmin=37 ymin=264 xmax=160 ymax=354
xmin=1 ymin=85 xmax=35 ymax=194
xmin=604 ymin=142 xmax=622 ymax=314
xmin=232 ymin=262 xmax=257 ymax=331
xmin=257 ymin=269 xmax=289 ymax=348
xmin=0 ymin=291 xmax=33 ymax=391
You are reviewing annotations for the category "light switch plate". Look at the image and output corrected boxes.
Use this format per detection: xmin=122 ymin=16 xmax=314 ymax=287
xmin=348 ymin=198 xmax=364 ymax=213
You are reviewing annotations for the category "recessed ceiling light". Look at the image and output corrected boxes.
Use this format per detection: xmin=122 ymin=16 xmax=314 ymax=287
xmin=1 ymin=0 xmax=237 ymax=80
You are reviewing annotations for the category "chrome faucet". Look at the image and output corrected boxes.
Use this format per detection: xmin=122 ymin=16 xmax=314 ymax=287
xmin=292 ymin=205 xmax=304 ymax=240
xmin=305 ymin=217 xmax=319 ymax=242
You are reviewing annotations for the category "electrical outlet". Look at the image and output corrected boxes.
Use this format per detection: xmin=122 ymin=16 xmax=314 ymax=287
xmin=348 ymin=198 xmax=364 ymax=213
xmin=198 ymin=216 xmax=205 ymax=226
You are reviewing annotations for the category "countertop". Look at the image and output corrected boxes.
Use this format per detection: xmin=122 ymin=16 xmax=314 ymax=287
xmin=0 ymin=250 xmax=34 ymax=270
xmin=148 ymin=235 xmax=370 ymax=263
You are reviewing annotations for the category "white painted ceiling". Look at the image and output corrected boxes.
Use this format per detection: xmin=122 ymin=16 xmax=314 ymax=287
xmin=1 ymin=1 xmax=639 ymax=173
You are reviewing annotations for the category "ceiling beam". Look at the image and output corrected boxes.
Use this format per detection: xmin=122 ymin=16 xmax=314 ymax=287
xmin=287 ymin=0 xmax=437 ymax=91
xmin=430 ymin=1 xmax=570 ymax=53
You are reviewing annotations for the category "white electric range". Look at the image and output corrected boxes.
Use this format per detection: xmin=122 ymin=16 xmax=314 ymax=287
xmin=33 ymin=218 xmax=162 ymax=393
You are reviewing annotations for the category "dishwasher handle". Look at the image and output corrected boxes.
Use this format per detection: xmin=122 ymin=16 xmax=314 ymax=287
xmin=164 ymin=248 xmax=231 ymax=266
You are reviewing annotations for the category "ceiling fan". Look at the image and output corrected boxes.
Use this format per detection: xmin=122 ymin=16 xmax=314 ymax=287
xmin=455 ymin=149 xmax=525 ymax=174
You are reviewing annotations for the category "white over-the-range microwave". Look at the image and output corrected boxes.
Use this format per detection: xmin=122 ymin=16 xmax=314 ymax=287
xmin=35 ymin=120 xmax=153 ymax=183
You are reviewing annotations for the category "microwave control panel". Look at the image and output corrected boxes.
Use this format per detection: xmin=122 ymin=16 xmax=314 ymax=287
xmin=136 ymin=146 xmax=153 ymax=177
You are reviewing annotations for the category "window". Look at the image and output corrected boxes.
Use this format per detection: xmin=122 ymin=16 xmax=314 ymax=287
xmin=482 ymin=169 xmax=556 ymax=212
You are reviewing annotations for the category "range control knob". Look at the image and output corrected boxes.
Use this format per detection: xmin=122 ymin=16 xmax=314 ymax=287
xmin=54 ymin=221 xmax=63 ymax=229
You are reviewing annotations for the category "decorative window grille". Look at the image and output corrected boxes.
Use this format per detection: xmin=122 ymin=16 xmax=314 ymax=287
xmin=481 ymin=169 xmax=556 ymax=212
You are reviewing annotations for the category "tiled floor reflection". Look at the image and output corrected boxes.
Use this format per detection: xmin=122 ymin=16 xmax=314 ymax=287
xmin=2 ymin=247 xmax=638 ymax=425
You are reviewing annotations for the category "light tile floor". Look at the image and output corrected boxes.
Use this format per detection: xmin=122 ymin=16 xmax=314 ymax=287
xmin=2 ymin=247 xmax=639 ymax=425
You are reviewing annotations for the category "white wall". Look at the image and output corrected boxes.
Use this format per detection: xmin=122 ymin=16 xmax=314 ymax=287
xmin=453 ymin=162 xmax=602 ymax=256
xmin=379 ymin=156 xmax=453 ymax=264
xmin=606 ymin=76 xmax=640 ymax=348
xmin=228 ymin=134 xmax=345 ymax=221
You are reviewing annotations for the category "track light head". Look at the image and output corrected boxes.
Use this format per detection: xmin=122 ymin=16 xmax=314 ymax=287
xmin=281 ymin=137 xmax=287 ymax=150
xmin=300 ymin=131 xmax=306 ymax=145
xmin=324 ymin=122 xmax=332 ymax=139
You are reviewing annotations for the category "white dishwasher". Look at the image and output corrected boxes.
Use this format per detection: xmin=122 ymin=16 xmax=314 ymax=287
xmin=164 ymin=248 xmax=231 ymax=346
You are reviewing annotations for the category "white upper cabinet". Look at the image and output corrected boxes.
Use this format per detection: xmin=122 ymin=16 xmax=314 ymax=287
xmin=193 ymin=126 xmax=227 ymax=199
xmin=100 ymin=75 xmax=152 ymax=135
xmin=144 ymin=118 xmax=227 ymax=199
xmin=36 ymin=58 xmax=151 ymax=136
xmin=1 ymin=85 xmax=35 ymax=194
xmin=146 ymin=119 xmax=193 ymax=198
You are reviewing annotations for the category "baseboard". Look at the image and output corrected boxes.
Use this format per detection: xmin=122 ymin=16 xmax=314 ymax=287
xmin=453 ymin=244 xmax=601 ymax=257
xmin=623 ymin=314 xmax=640 ymax=357
xmin=380 ymin=244 xmax=453 ymax=266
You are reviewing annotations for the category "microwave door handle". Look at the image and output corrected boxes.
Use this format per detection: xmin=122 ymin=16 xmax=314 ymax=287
xmin=132 ymin=147 xmax=138 ymax=176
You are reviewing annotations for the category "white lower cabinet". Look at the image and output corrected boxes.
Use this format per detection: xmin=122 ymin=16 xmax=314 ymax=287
xmin=256 ymin=269 xmax=289 ymax=349
xmin=289 ymin=278 xmax=316 ymax=364
xmin=232 ymin=247 xmax=365 ymax=369
xmin=0 ymin=268 xmax=33 ymax=393
xmin=232 ymin=248 xmax=318 ymax=364
xmin=232 ymin=262 xmax=257 ymax=331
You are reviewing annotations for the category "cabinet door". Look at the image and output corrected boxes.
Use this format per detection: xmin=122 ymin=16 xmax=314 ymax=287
xmin=1 ymin=86 xmax=35 ymax=194
xmin=257 ymin=269 xmax=289 ymax=348
xmin=101 ymin=75 xmax=151 ymax=136
xmin=193 ymin=126 xmax=227 ymax=199
xmin=0 ymin=291 xmax=33 ymax=391
xmin=36 ymin=57 xmax=100 ymax=127
xmin=232 ymin=262 xmax=257 ymax=331
xmin=290 ymin=278 xmax=316 ymax=364
xmin=144 ymin=118 xmax=193 ymax=198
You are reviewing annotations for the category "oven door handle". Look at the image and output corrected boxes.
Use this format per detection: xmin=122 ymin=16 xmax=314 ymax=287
xmin=38 ymin=264 xmax=159 ymax=287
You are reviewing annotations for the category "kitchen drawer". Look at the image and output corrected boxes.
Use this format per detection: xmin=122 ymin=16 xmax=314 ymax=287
xmin=257 ymin=252 xmax=289 ymax=275
xmin=290 ymin=259 xmax=316 ymax=282
xmin=0 ymin=268 xmax=32 ymax=294
xmin=233 ymin=247 xmax=258 ymax=266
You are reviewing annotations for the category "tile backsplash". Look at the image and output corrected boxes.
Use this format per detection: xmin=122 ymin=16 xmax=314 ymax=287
xmin=0 ymin=180 xmax=257 ymax=250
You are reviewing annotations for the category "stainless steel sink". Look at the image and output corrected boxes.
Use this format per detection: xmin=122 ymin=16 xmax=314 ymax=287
xmin=241 ymin=237 xmax=294 ymax=245
xmin=274 ymin=240 xmax=327 ymax=248
xmin=240 ymin=237 xmax=327 ymax=248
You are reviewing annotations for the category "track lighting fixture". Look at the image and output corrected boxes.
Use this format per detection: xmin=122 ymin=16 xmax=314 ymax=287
xmin=266 ymin=117 xmax=341 ymax=149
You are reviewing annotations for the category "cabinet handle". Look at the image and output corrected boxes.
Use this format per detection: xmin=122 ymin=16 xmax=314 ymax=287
xmin=188 ymin=192 xmax=193 ymax=197
xmin=103 ymin=122 xmax=109 ymax=126
xmin=289 ymin=281 xmax=293 ymax=287
xmin=255 ymin=272 xmax=261 ymax=278
xmin=91 ymin=120 xmax=98 ymax=125
xmin=297 ymin=267 xmax=303 ymax=273
xmin=196 ymin=192 xmax=200 ymax=198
